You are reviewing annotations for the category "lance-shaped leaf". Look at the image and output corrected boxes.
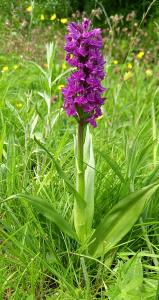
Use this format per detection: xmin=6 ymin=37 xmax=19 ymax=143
xmin=73 ymin=126 xmax=95 ymax=241
xmin=34 ymin=137 xmax=86 ymax=208
xmin=84 ymin=126 xmax=95 ymax=234
xmin=89 ymin=182 xmax=159 ymax=257
xmin=18 ymin=194 xmax=77 ymax=240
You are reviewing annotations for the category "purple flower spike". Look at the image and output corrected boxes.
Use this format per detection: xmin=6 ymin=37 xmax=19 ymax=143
xmin=62 ymin=18 xmax=106 ymax=127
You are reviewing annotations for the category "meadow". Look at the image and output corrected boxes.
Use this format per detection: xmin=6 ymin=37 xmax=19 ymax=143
xmin=0 ymin=3 xmax=159 ymax=300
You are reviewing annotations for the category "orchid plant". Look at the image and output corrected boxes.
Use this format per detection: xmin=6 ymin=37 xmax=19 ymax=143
xmin=18 ymin=18 xmax=159 ymax=259
xmin=62 ymin=19 xmax=106 ymax=243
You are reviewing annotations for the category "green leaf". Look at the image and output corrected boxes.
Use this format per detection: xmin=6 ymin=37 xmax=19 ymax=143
xmin=51 ymin=67 xmax=74 ymax=86
xmin=46 ymin=42 xmax=56 ymax=77
xmin=6 ymin=134 xmax=16 ymax=196
xmin=17 ymin=194 xmax=77 ymax=240
xmin=108 ymin=256 xmax=143 ymax=300
xmin=6 ymin=101 xmax=24 ymax=129
xmin=89 ymin=182 xmax=159 ymax=257
xmin=73 ymin=126 xmax=95 ymax=241
xmin=84 ymin=126 xmax=95 ymax=233
xmin=38 ymin=91 xmax=51 ymax=113
xmin=34 ymin=137 xmax=86 ymax=208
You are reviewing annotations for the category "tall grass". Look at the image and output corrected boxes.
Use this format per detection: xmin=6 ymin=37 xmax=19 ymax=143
xmin=0 ymin=24 xmax=159 ymax=300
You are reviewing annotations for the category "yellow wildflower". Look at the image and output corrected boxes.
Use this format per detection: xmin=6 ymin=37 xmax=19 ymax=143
xmin=40 ymin=14 xmax=45 ymax=21
xmin=26 ymin=6 xmax=32 ymax=12
xmin=113 ymin=60 xmax=118 ymax=65
xmin=2 ymin=66 xmax=9 ymax=72
xmin=13 ymin=65 xmax=18 ymax=70
xmin=62 ymin=62 xmax=67 ymax=70
xmin=50 ymin=14 xmax=56 ymax=21
xmin=60 ymin=18 xmax=68 ymax=24
xmin=145 ymin=69 xmax=153 ymax=77
xmin=137 ymin=51 xmax=144 ymax=59
xmin=124 ymin=71 xmax=133 ymax=81
xmin=44 ymin=63 xmax=48 ymax=68
xmin=16 ymin=103 xmax=23 ymax=108
xmin=97 ymin=115 xmax=103 ymax=121
xmin=127 ymin=63 xmax=132 ymax=69
xmin=57 ymin=84 xmax=65 ymax=90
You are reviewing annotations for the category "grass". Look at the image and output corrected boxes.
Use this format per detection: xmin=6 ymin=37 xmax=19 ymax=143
xmin=0 ymin=13 xmax=159 ymax=300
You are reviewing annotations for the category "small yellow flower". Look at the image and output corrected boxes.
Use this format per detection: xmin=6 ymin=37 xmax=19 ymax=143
xmin=40 ymin=14 xmax=45 ymax=21
xmin=50 ymin=14 xmax=56 ymax=21
xmin=57 ymin=84 xmax=65 ymax=90
xmin=97 ymin=115 xmax=103 ymax=121
xmin=44 ymin=63 xmax=48 ymax=68
xmin=127 ymin=63 xmax=132 ymax=69
xmin=16 ymin=103 xmax=23 ymax=108
xmin=13 ymin=65 xmax=18 ymax=70
xmin=60 ymin=18 xmax=68 ymax=24
xmin=62 ymin=62 xmax=67 ymax=70
xmin=145 ymin=69 xmax=153 ymax=77
xmin=26 ymin=6 xmax=32 ymax=12
xmin=70 ymin=54 xmax=74 ymax=59
xmin=2 ymin=66 xmax=9 ymax=72
xmin=137 ymin=51 xmax=144 ymax=59
xmin=124 ymin=71 xmax=133 ymax=81
xmin=113 ymin=60 xmax=118 ymax=65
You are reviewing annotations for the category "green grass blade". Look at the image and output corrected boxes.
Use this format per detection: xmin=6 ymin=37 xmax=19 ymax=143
xmin=17 ymin=194 xmax=77 ymax=240
xmin=156 ymin=281 xmax=159 ymax=300
xmin=89 ymin=182 xmax=159 ymax=257
xmin=108 ymin=256 xmax=143 ymax=299
xmin=152 ymin=101 xmax=158 ymax=168
xmin=6 ymin=134 xmax=16 ymax=196
xmin=0 ymin=123 xmax=5 ymax=162
xmin=28 ymin=61 xmax=48 ymax=79
xmin=97 ymin=150 xmax=124 ymax=182
xmin=51 ymin=68 xmax=75 ymax=86
xmin=143 ymin=165 xmax=159 ymax=185
xmin=6 ymin=102 xmax=25 ymax=129
xmin=34 ymin=137 xmax=86 ymax=208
